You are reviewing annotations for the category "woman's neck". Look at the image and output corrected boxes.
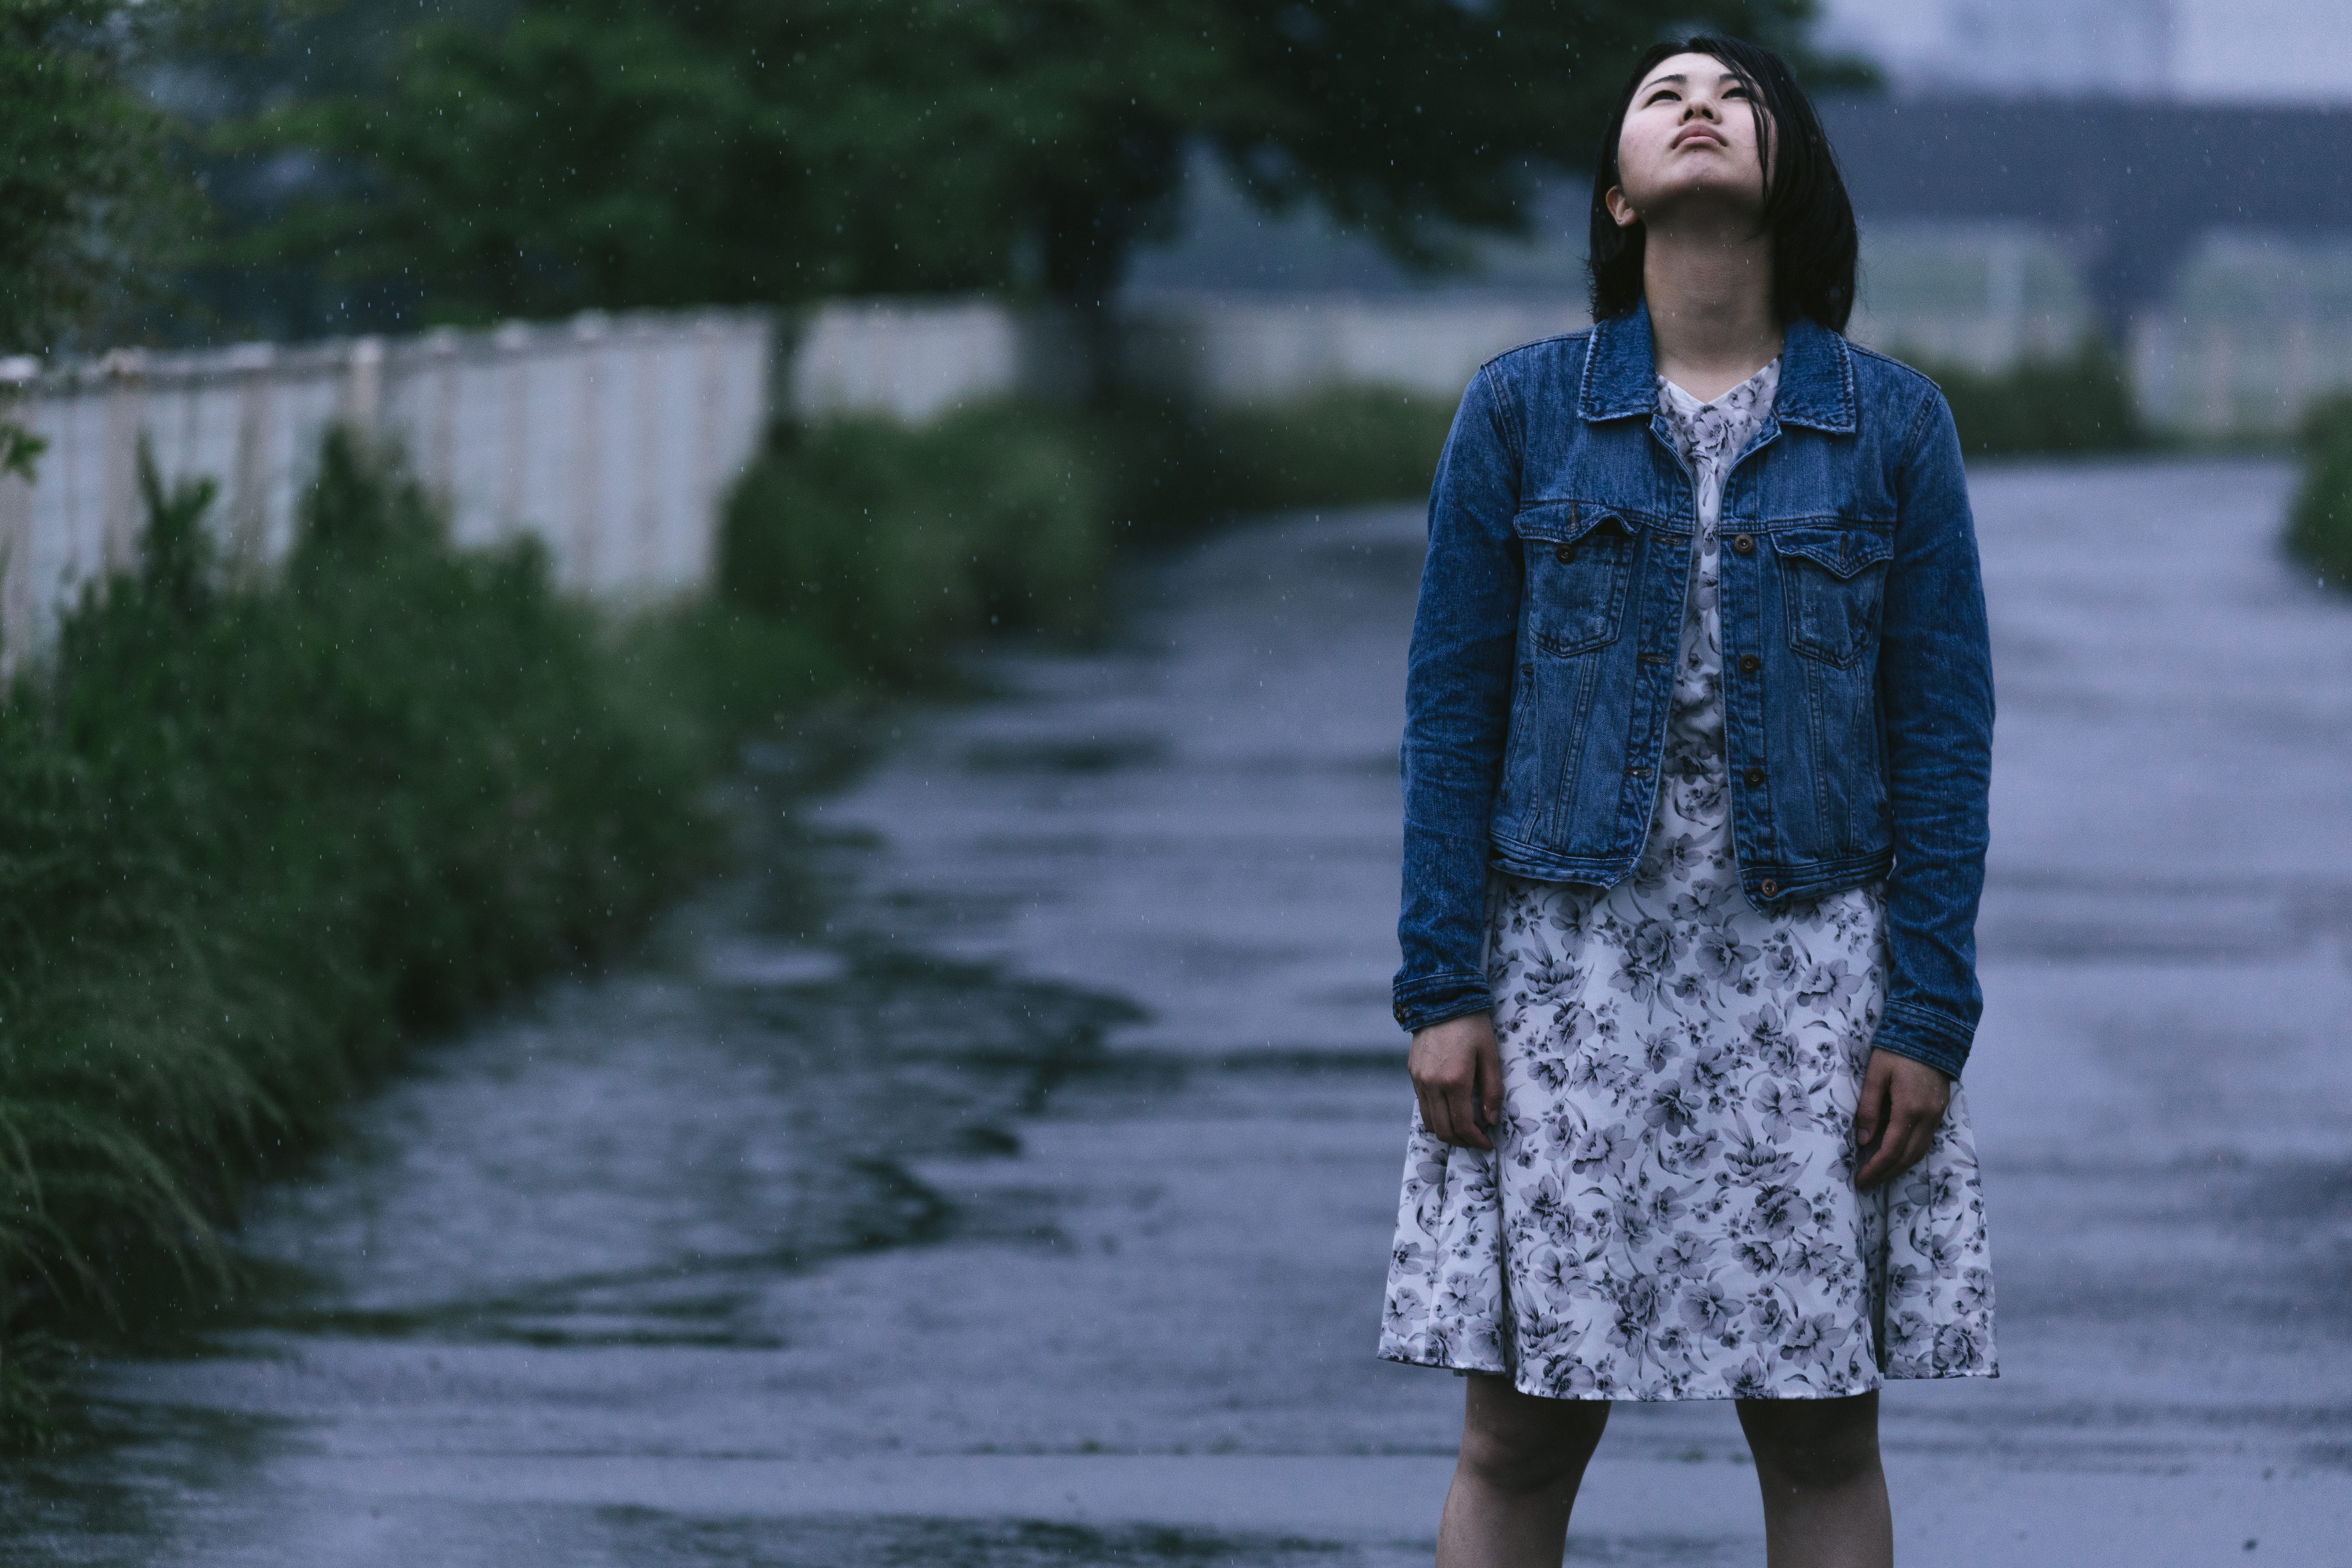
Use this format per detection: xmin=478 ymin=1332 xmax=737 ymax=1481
xmin=1641 ymin=221 xmax=1782 ymax=403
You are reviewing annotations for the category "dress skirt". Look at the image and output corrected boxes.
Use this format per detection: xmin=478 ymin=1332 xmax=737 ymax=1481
xmin=1376 ymin=871 xmax=1998 ymax=1400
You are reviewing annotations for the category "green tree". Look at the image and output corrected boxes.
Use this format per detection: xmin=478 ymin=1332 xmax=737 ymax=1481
xmin=0 ymin=1 xmax=198 ymax=472
xmin=224 ymin=0 xmax=1015 ymax=320
xmin=237 ymin=1 xmax=1850 ymax=381
xmin=0 ymin=1 xmax=190 ymax=354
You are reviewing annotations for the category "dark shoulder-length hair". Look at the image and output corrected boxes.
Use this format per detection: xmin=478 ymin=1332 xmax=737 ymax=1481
xmin=1586 ymin=35 xmax=1858 ymax=333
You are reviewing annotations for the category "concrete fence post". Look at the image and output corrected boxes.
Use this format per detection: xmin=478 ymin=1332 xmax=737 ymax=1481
xmin=347 ymin=336 xmax=387 ymax=437
xmin=225 ymin=342 xmax=277 ymax=563
xmin=99 ymin=350 xmax=149 ymax=573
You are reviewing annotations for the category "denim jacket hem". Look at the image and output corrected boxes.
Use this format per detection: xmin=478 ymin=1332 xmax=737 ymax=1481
xmin=1392 ymin=971 xmax=1493 ymax=1034
xmin=1869 ymin=999 xmax=1974 ymax=1079
xmin=1486 ymin=837 xmax=1893 ymax=914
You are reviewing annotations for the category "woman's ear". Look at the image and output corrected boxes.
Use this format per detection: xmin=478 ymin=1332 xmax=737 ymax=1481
xmin=1604 ymin=185 xmax=1640 ymax=231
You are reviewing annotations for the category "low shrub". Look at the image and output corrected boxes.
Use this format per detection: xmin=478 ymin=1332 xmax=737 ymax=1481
xmin=613 ymin=598 xmax=858 ymax=754
xmin=2288 ymin=393 xmax=2352 ymax=591
xmin=717 ymin=405 xmax=1108 ymax=681
xmin=1091 ymin=384 xmax=1456 ymax=530
xmin=714 ymin=385 xmax=1455 ymax=676
xmin=0 ymin=430 xmax=712 ymax=1439
xmin=1901 ymin=337 xmax=2146 ymax=457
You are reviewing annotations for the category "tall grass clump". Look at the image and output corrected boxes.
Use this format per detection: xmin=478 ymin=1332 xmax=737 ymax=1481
xmin=1087 ymin=385 xmax=1456 ymax=533
xmin=715 ymin=386 xmax=1455 ymax=678
xmin=1902 ymin=337 xmax=2146 ymax=457
xmin=2288 ymin=393 xmax=2352 ymax=592
xmin=717 ymin=404 xmax=1107 ymax=681
xmin=1191 ymin=384 xmax=1456 ymax=513
xmin=0 ymin=430 xmax=710 ymax=1439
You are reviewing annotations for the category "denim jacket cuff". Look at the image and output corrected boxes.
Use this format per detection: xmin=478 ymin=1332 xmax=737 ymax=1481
xmin=1870 ymin=1000 xmax=1973 ymax=1080
xmin=1391 ymin=972 xmax=1492 ymax=1035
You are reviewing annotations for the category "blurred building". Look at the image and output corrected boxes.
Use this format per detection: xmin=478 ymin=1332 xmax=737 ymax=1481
xmin=1817 ymin=0 xmax=2352 ymax=103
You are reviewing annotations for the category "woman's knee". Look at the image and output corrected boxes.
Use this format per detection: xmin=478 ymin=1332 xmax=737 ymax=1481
xmin=1457 ymin=1377 xmax=1609 ymax=1495
xmin=1738 ymin=1393 xmax=1882 ymax=1492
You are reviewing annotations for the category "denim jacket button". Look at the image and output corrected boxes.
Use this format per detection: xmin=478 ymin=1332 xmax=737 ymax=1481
xmin=1554 ymin=542 xmax=1575 ymax=564
xmin=1738 ymin=653 xmax=1760 ymax=674
xmin=1743 ymin=765 xmax=1765 ymax=787
xmin=1731 ymin=533 xmax=1755 ymax=555
xmin=1759 ymin=878 xmax=1779 ymax=898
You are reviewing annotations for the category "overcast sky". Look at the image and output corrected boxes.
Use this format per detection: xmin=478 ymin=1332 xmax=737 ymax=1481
xmin=1817 ymin=0 xmax=2352 ymax=102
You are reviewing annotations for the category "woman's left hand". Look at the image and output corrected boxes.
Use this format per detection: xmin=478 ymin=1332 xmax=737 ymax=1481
xmin=1852 ymin=1049 xmax=1952 ymax=1190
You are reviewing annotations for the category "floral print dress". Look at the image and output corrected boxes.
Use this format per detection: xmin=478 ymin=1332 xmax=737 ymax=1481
xmin=1379 ymin=360 xmax=1996 ymax=1400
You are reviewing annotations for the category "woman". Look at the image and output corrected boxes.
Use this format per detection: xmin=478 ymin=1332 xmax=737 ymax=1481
xmin=1380 ymin=35 xmax=1996 ymax=1568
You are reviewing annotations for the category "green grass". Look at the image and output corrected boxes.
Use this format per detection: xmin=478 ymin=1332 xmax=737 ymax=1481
xmin=1095 ymin=384 xmax=1457 ymax=526
xmin=711 ymin=386 xmax=1456 ymax=679
xmin=2288 ymin=393 xmax=2352 ymax=592
xmin=0 ymin=430 xmax=714 ymax=1441
xmin=1897 ymin=338 xmax=2146 ymax=457
xmin=717 ymin=404 xmax=1110 ymax=681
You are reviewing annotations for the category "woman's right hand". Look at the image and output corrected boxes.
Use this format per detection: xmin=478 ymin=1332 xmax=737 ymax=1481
xmin=1408 ymin=1011 xmax=1503 ymax=1150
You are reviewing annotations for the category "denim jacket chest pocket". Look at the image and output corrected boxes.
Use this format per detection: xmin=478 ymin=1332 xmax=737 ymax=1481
xmin=1772 ymin=524 xmax=1894 ymax=667
xmin=1517 ymin=501 xmax=1639 ymax=656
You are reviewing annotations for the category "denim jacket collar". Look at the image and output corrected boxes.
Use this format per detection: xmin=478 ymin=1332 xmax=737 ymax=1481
xmin=1577 ymin=301 xmax=1857 ymax=434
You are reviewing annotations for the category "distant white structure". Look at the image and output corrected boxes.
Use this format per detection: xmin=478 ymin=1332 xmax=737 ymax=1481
xmin=1850 ymin=223 xmax=2096 ymax=369
xmin=1124 ymin=293 xmax=1590 ymax=402
xmin=1819 ymin=0 xmax=2352 ymax=102
xmin=0 ymin=312 xmax=774 ymax=661
xmin=787 ymin=299 xmax=1027 ymax=423
xmin=2 ymin=270 xmax=2341 ymax=658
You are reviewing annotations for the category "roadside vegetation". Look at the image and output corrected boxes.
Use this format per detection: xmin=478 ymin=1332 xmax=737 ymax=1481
xmin=0 ymin=432 xmax=713 ymax=1439
xmin=2288 ymin=394 xmax=2352 ymax=591
xmin=0 ymin=384 xmax=1451 ymax=1442
xmin=705 ymin=386 xmax=1455 ymax=686
xmin=1904 ymin=337 xmax=2147 ymax=457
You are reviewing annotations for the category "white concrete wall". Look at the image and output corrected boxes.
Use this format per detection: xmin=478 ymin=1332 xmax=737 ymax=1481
xmin=2130 ymin=315 xmax=2352 ymax=438
xmin=0 ymin=287 xmax=2328 ymax=659
xmin=0 ymin=310 xmax=774 ymax=658
xmin=1124 ymin=292 xmax=1592 ymax=401
xmin=1819 ymin=0 xmax=2352 ymax=104
xmin=786 ymin=299 xmax=1025 ymax=421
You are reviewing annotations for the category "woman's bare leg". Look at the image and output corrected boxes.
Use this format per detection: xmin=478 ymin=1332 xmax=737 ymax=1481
xmin=1436 ymin=1375 xmax=1611 ymax=1568
xmin=1734 ymin=1391 xmax=1892 ymax=1568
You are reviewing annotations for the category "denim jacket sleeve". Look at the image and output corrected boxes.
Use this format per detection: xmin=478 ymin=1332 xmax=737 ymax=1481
xmin=1392 ymin=366 xmax=1523 ymax=1032
xmin=1871 ymin=389 xmax=1996 ymax=1078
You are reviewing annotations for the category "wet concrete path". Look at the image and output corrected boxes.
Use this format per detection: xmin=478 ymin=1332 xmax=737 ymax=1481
xmin=9 ymin=459 xmax=2352 ymax=1566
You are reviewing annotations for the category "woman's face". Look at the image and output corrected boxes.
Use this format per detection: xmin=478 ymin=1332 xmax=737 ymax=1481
xmin=1607 ymin=52 xmax=1771 ymax=231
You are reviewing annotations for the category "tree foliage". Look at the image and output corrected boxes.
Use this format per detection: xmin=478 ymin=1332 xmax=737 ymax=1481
xmin=233 ymin=0 xmax=1846 ymax=328
xmin=0 ymin=0 xmax=201 ymax=354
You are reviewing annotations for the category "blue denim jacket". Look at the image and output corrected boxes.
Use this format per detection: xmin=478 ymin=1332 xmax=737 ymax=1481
xmin=1392 ymin=304 xmax=1994 ymax=1079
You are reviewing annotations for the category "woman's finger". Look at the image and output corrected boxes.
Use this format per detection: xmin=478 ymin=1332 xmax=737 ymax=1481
xmin=1900 ymin=1113 xmax=1941 ymax=1177
xmin=1852 ymin=1054 xmax=1890 ymax=1156
xmin=1857 ymin=1107 xmax=1943 ymax=1189
xmin=1446 ymin=1077 xmax=1493 ymax=1150
xmin=1855 ymin=1110 xmax=1912 ymax=1189
xmin=1417 ymin=1083 xmax=1454 ymax=1147
xmin=1477 ymin=1035 xmax=1505 ymax=1132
